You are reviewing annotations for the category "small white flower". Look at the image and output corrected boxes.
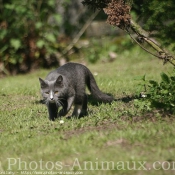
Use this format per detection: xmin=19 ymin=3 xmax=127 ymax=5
xmin=140 ymin=93 xmax=147 ymax=98
xmin=94 ymin=72 xmax=98 ymax=76
xmin=141 ymin=94 xmax=147 ymax=98
xmin=60 ymin=120 xmax=64 ymax=124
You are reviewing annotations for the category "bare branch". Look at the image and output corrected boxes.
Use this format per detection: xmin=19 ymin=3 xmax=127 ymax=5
xmin=129 ymin=19 xmax=175 ymax=66
xmin=57 ymin=10 xmax=99 ymax=60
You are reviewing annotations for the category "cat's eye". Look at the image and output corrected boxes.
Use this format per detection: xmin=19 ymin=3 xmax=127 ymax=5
xmin=45 ymin=92 xmax=49 ymax=94
xmin=54 ymin=91 xmax=59 ymax=94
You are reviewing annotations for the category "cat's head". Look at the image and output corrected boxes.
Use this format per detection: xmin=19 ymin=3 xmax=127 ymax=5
xmin=39 ymin=75 xmax=64 ymax=105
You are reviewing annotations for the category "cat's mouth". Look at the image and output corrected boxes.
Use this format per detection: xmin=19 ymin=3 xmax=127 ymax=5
xmin=49 ymin=99 xmax=56 ymax=103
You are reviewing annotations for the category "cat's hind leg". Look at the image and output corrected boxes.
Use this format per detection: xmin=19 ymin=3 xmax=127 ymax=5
xmin=72 ymin=94 xmax=88 ymax=117
xmin=72 ymin=104 xmax=82 ymax=117
xmin=80 ymin=94 xmax=88 ymax=117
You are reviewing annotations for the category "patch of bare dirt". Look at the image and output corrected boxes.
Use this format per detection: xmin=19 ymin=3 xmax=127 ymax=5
xmin=63 ymin=112 xmax=174 ymax=140
xmin=63 ymin=121 xmax=119 ymax=140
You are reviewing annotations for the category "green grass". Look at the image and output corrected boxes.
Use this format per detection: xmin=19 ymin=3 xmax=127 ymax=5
xmin=0 ymin=46 xmax=175 ymax=175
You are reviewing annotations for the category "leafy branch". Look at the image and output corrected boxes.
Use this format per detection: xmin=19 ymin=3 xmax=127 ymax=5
xmin=128 ymin=20 xmax=175 ymax=66
xmin=82 ymin=0 xmax=175 ymax=66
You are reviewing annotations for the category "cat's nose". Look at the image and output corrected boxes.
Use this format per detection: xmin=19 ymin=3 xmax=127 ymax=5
xmin=50 ymin=91 xmax=54 ymax=101
xmin=49 ymin=97 xmax=55 ymax=103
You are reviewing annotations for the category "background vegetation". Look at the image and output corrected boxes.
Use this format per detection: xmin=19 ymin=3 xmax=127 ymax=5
xmin=0 ymin=0 xmax=62 ymax=74
xmin=133 ymin=0 xmax=175 ymax=50
xmin=0 ymin=0 xmax=175 ymax=75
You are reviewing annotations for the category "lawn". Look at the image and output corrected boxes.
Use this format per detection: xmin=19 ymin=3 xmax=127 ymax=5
xmin=0 ymin=45 xmax=175 ymax=175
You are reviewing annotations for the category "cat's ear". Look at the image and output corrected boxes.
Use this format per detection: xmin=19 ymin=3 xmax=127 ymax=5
xmin=39 ymin=78 xmax=48 ymax=88
xmin=55 ymin=75 xmax=63 ymax=86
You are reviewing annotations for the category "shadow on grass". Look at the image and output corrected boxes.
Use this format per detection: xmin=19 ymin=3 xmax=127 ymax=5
xmin=87 ymin=94 xmax=137 ymax=106
xmin=114 ymin=95 xmax=137 ymax=103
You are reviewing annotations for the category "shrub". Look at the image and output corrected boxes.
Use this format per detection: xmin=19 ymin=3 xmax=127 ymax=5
xmin=0 ymin=0 xmax=62 ymax=74
xmin=136 ymin=70 xmax=175 ymax=114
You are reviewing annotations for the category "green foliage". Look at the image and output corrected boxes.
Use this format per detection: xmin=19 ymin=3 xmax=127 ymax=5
xmin=137 ymin=70 xmax=175 ymax=114
xmin=133 ymin=0 xmax=175 ymax=51
xmin=0 ymin=0 xmax=63 ymax=74
xmin=84 ymin=39 xmax=102 ymax=63
xmin=84 ymin=36 xmax=133 ymax=63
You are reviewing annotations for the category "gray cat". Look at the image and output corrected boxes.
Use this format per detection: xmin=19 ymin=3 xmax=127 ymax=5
xmin=39 ymin=62 xmax=113 ymax=121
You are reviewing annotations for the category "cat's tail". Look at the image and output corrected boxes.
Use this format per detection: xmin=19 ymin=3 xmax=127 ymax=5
xmin=86 ymin=69 xmax=114 ymax=103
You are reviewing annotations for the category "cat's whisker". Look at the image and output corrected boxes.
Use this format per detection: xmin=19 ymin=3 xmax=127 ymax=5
xmin=56 ymin=100 xmax=62 ymax=107
xmin=43 ymin=99 xmax=48 ymax=105
xmin=58 ymin=100 xmax=64 ymax=106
